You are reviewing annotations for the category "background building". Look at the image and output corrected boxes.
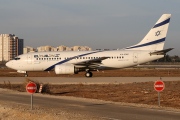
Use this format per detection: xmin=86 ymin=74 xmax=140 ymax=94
xmin=17 ymin=39 xmax=24 ymax=55
xmin=37 ymin=45 xmax=53 ymax=52
xmin=0 ymin=34 xmax=24 ymax=61
xmin=23 ymin=46 xmax=36 ymax=54
xmin=57 ymin=45 xmax=67 ymax=51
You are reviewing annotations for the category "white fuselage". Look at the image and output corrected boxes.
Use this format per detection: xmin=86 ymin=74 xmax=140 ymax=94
xmin=6 ymin=50 xmax=163 ymax=72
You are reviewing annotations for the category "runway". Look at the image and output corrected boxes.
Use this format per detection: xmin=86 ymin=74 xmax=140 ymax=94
xmin=0 ymin=77 xmax=180 ymax=84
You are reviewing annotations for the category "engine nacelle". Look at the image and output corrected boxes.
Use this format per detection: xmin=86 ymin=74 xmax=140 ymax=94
xmin=55 ymin=64 xmax=79 ymax=74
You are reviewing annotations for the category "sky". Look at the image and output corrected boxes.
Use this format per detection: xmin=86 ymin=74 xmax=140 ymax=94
xmin=0 ymin=0 xmax=180 ymax=55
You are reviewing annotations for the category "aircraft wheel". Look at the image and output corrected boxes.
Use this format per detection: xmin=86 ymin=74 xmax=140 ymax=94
xmin=85 ymin=72 xmax=93 ymax=77
xmin=25 ymin=72 xmax=28 ymax=77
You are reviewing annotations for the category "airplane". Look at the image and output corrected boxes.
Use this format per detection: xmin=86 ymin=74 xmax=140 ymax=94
xmin=6 ymin=14 xmax=173 ymax=77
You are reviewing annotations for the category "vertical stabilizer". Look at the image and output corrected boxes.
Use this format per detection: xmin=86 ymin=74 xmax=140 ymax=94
xmin=125 ymin=14 xmax=171 ymax=51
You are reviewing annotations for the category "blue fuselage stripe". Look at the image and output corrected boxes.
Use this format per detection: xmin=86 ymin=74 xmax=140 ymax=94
xmin=126 ymin=38 xmax=165 ymax=49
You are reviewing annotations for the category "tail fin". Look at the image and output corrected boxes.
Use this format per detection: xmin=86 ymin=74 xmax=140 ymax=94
xmin=125 ymin=14 xmax=171 ymax=51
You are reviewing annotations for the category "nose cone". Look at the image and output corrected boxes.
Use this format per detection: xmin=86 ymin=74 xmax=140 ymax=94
xmin=6 ymin=61 xmax=12 ymax=68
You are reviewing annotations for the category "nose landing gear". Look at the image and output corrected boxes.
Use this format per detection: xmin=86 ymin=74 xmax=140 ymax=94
xmin=17 ymin=70 xmax=28 ymax=77
xmin=25 ymin=72 xmax=28 ymax=77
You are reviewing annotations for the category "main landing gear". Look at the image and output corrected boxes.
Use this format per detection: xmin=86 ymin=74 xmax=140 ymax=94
xmin=85 ymin=71 xmax=93 ymax=77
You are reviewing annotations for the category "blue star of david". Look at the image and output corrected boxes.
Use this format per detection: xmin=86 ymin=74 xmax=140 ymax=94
xmin=155 ymin=31 xmax=161 ymax=36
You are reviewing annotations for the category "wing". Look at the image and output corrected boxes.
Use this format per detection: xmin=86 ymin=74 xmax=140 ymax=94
xmin=73 ymin=57 xmax=109 ymax=68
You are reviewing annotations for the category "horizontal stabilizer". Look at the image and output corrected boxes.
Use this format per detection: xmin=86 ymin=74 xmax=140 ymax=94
xmin=150 ymin=48 xmax=174 ymax=55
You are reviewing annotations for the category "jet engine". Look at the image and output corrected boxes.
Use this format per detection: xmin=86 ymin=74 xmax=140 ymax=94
xmin=55 ymin=64 xmax=79 ymax=74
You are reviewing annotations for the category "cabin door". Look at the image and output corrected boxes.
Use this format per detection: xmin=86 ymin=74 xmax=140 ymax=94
xmin=133 ymin=53 xmax=138 ymax=63
xmin=27 ymin=55 xmax=32 ymax=64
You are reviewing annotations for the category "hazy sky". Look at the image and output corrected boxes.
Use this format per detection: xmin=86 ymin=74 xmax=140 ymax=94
xmin=0 ymin=0 xmax=179 ymax=55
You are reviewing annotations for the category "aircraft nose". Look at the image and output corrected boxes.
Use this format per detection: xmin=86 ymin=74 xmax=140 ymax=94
xmin=6 ymin=61 xmax=12 ymax=68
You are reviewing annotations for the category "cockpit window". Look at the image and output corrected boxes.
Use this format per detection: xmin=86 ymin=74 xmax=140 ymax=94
xmin=14 ymin=57 xmax=20 ymax=60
